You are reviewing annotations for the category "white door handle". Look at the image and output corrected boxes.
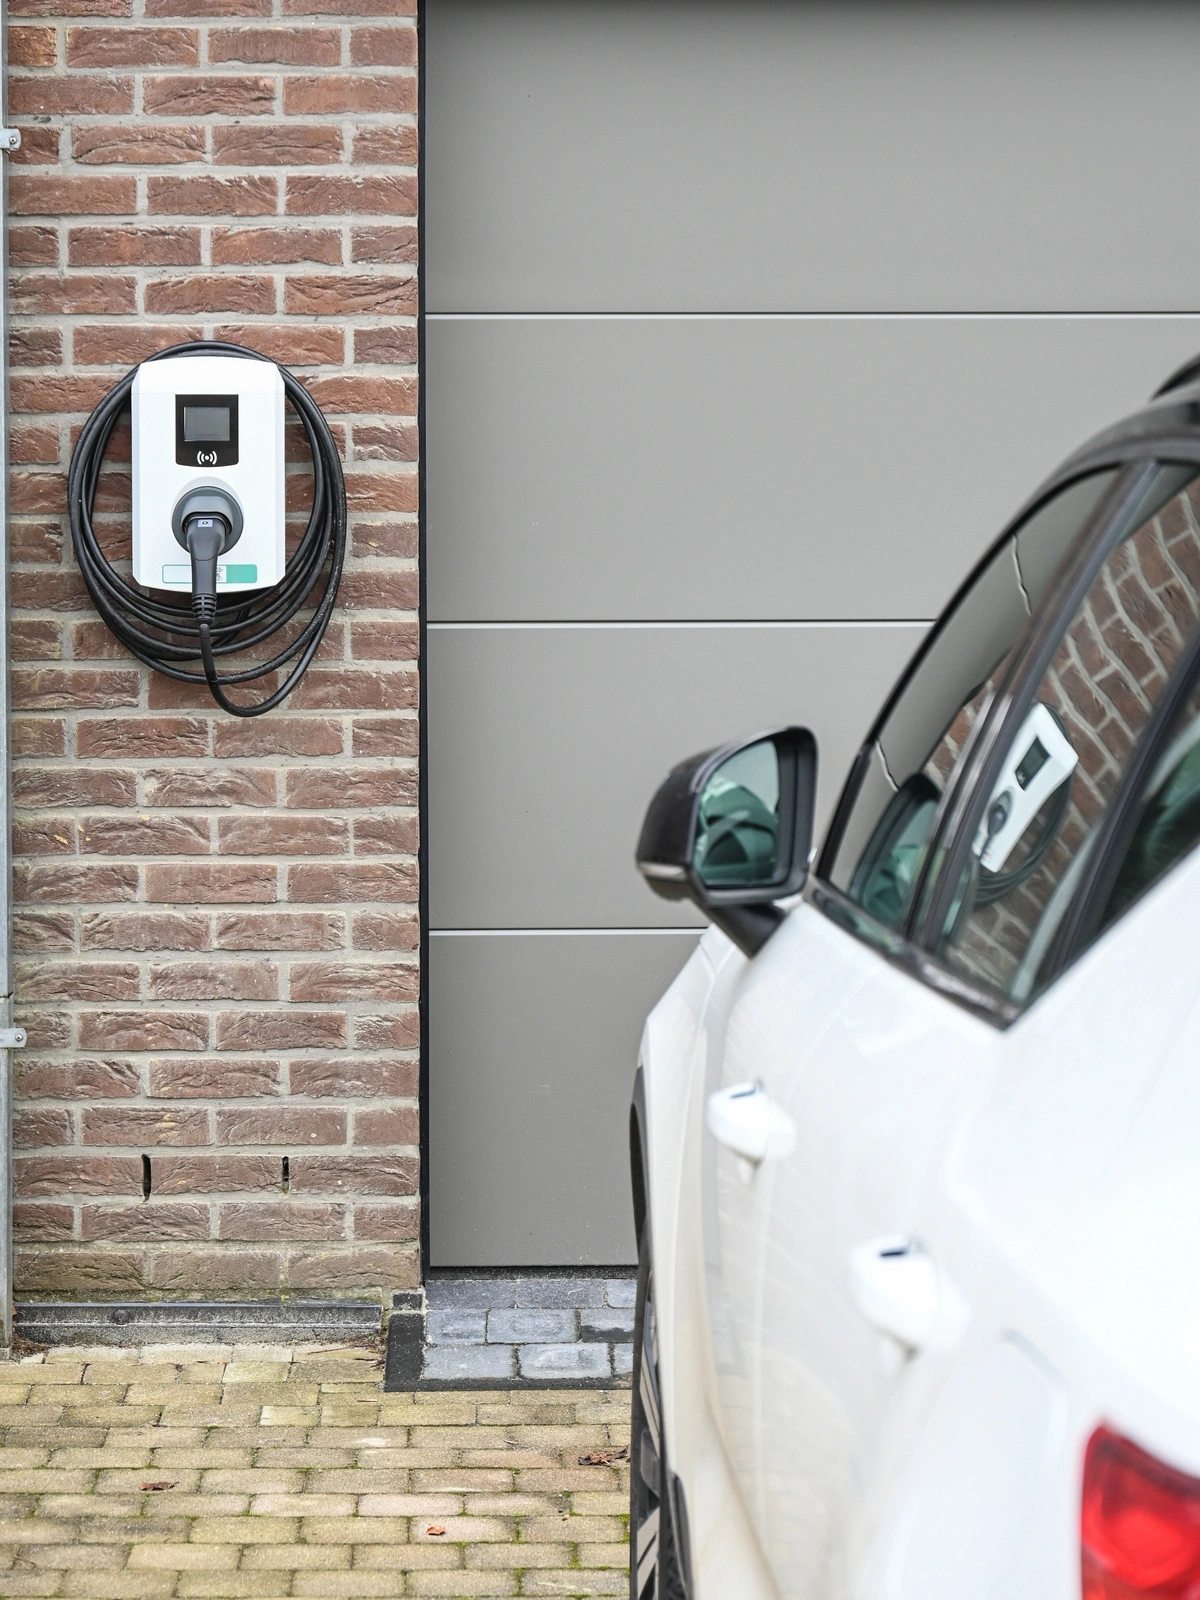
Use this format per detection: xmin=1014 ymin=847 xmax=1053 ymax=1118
xmin=706 ymin=1082 xmax=795 ymax=1165
xmin=849 ymin=1236 xmax=942 ymax=1351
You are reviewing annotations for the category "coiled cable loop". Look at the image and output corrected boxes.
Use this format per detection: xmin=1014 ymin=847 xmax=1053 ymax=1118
xmin=67 ymin=339 xmax=346 ymax=717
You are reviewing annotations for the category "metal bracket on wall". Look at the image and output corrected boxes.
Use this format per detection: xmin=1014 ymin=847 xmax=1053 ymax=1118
xmin=0 ymin=131 xmax=20 ymax=153
xmin=0 ymin=1030 xmax=24 ymax=1049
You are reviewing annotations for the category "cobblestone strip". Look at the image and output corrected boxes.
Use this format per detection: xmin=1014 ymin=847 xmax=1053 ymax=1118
xmin=0 ymin=1342 xmax=630 ymax=1597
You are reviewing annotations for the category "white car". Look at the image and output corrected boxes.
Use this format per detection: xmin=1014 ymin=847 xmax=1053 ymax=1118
xmin=628 ymin=354 xmax=1200 ymax=1600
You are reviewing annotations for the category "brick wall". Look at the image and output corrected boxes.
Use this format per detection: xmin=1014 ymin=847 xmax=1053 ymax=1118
xmin=4 ymin=0 xmax=420 ymax=1300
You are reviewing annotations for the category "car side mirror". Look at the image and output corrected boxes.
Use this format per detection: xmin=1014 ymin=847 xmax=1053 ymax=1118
xmin=635 ymin=727 xmax=817 ymax=957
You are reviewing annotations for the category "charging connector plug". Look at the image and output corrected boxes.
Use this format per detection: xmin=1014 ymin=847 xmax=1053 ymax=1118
xmin=184 ymin=513 xmax=229 ymax=623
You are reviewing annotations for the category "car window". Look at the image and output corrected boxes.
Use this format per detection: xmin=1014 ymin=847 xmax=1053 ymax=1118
xmin=1095 ymin=673 xmax=1200 ymax=933
xmin=934 ymin=465 xmax=1200 ymax=1000
xmin=821 ymin=471 xmax=1118 ymax=931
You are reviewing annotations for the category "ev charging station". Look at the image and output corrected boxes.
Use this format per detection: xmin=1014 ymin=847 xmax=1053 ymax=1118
xmin=131 ymin=354 xmax=286 ymax=604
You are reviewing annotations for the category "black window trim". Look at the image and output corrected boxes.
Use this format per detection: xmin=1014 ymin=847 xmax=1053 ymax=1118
xmin=810 ymin=439 xmax=1200 ymax=1028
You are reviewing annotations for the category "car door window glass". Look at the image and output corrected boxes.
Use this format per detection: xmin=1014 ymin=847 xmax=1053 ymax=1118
xmin=1096 ymin=674 xmax=1200 ymax=933
xmin=937 ymin=467 xmax=1200 ymax=999
xmin=823 ymin=471 xmax=1118 ymax=931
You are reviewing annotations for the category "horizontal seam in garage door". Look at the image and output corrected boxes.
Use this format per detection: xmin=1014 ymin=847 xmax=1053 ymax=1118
xmin=429 ymin=928 xmax=703 ymax=937
xmin=427 ymin=620 xmax=934 ymax=629
xmin=425 ymin=311 xmax=1200 ymax=322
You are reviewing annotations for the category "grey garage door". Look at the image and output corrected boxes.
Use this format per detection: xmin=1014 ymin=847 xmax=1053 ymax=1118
xmin=424 ymin=0 xmax=1200 ymax=1267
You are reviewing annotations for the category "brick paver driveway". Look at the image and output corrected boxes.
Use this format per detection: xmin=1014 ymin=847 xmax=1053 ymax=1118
xmin=0 ymin=1342 xmax=631 ymax=1598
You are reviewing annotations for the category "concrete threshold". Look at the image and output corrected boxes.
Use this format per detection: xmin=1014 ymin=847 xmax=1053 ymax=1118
xmin=15 ymin=1299 xmax=382 ymax=1347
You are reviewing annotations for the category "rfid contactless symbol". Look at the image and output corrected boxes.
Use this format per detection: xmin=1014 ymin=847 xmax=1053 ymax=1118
xmin=67 ymin=339 xmax=346 ymax=718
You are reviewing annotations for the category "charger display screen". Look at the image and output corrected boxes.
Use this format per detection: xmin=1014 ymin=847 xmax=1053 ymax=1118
xmin=184 ymin=405 xmax=231 ymax=443
xmin=175 ymin=393 xmax=238 ymax=466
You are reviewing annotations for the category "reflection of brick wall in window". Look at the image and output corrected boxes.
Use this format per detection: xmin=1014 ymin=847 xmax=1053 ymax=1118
xmin=952 ymin=480 xmax=1200 ymax=993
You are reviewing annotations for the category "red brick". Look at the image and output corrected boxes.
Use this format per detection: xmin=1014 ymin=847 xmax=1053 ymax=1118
xmin=286 ymin=767 xmax=416 ymax=808
xmin=14 ymin=768 xmax=136 ymax=807
xmin=288 ymin=173 xmax=416 ymax=217
xmin=284 ymin=272 xmax=416 ymax=318
xmin=351 ymin=912 xmax=418 ymax=952
xmin=66 ymin=25 xmax=198 ymax=65
xmin=351 ymin=124 xmax=418 ymax=166
xmin=16 ymin=959 xmax=140 ymax=1002
xmin=10 ymin=427 xmax=63 ymax=468
xmin=344 ymin=470 xmax=418 ymax=515
xmin=217 ymin=815 xmax=348 ymax=856
xmin=149 ymin=1058 xmax=280 ymax=1098
xmin=214 ymin=123 xmax=342 ymax=166
xmin=212 ymin=226 xmax=341 ymax=267
xmin=337 ymin=570 xmax=419 ymax=611
xmin=351 ymin=422 xmax=418 ymax=463
xmin=151 ymin=1151 xmax=279 ymax=1193
xmin=80 ymin=815 xmax=208 ymax=856
xmin=149 ymin=1249 xmax=280 ymax=1292
xmin=13 ymin=668 xmax=139 ymax=710
xmin=9 ymin=224 xmax=59 ymax=266
xmin=14 ymin=1108 xmax=73 ymax=1148
xmin=77 ymin=718 xmax=208 ymax=758
xmin=148 ymin=960 xmax=278 ymax=1001
xmin=17 ymin=1246 xmax=145 ymax=1296
xmin=286 ymin=1242 xmax=416 ymax=1290
xmin=290 ymin=959 xmax=417 ymax=1003
xmin=350 ymin=25 xmax=417 ymax=66
xmin=211 ymin=24 xmax=339 ymax=63
xmin=145 ymin=274 xmax=276 ymax=314
xmin=14 ymin=862 xmax=139 ymax=903
xmin=284 ymin=74 xmax=415 ymax=114
xmin=13 ymin=911 xmax=76 ymax=953
xmin=215 ymin=1009 xmax=346 ymax=1051
xmin=73 ymin=323 xmax=203 ymax=365
xmin=13 ymin=815 xmax=76 ymax=857
xmin=214 ymin=911 xmax=344 ymax=951
xmin=84 ymin=1105 xmax=210 ymax=1146
xmin=69 ymin=226 xmax=199 ymax=268
xmin=12 ymin=718 xmax=67 ymax=757
xmin=12 ymin=130 xmax=65 ymax=170
xmin=213 ymin=718 xmax=343 ymax=758
xmin=290 ymin=1055 xmax=416 ymax=1097
xmin=14 ymin=1203 xmax=75 ymax=1241
xmin=289 ymin=1153 xmax=416 ymax=1196
xmin=286 ymin=862 xmax=416 ymax=904
xmin=81 ymin=911 xmax=211 ymax=951
xmin=143 ymin=74 xmax=274 ymax=116
xmin=73 ymin=124 xmax=206 ymax=166
xmin=10 ymin=520 xmax=64 ymax=563
xmin=9 ymin=74 xmax=132 ymax=115
xmin=17 ymin=1054 xmax=138 ymax=1104
xmin=16 ymin=1154 xmax=143 ymax=1197
xmin=146 ymin=862 xmax=276 ymax=904
xmin=350 ymin=719 xmax=418 ymax=761
xmin=148 ymin=174 xmax=279 ymax=216
xmin=215 ymin=323 xmax=345 ymax=366
xmin=351 ymin=225 xmax=418 ymax=265
xmin=10 ymin=274 xmax=137 ymax=316
xmin=146 ymin=0 xmax=267 ymax=14
xmin=353 ymin=326 xmax=417 ymax=365
xmin=351 ymin=523 xmax=418 ymax=562
xmin=352 ymin=816 xmax=417 ymax=856
xmin=352 ymin=1010 xmax=418 ymax=1050
xmin=16 ymin=1010 xmax=72 ymax=1049
xmin=217 ymin=1201 xmax=347 ymax=1240
xmin=78 ymin=1011 xmax=210 ymax=1051
xmin=216 ymin=1106 xmax=346 ymax=1145
xmin=353 ymin=1201 xmax=419 ymax=1241
xmin=9 ymin=24 xmax=57 ymax=64
xmin=305 ymin=372 xmax=417 ymax=415
xmin=144 ymin=769 xmax=276 ymax=808
xmin=81 ymin=1203 xmax=210 ymax=1240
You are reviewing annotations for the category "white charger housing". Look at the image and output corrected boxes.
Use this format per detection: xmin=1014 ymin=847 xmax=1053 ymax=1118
xmin=131 ymin=354 xmax=285 ymax=594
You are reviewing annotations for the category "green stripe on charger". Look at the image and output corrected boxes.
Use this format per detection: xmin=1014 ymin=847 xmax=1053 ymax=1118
xmin=223 ymin=565 xmax=257 ymax=582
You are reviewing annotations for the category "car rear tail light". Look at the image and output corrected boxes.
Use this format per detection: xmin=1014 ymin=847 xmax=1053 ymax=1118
xmin=1082 ymin=1426 xmax=1200 ymax=1598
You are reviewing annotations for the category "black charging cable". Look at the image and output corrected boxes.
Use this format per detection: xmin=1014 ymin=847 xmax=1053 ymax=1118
xmin=67 ymin=339 xmax=346 ymax=717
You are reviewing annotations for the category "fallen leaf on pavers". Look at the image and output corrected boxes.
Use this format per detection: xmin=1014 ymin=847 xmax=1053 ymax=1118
xmin=139 ymin=1481 xmax=176 ymax=1492
xmin=426 ymin=1526 xmax=447 ymax=1537
xmin=579 ymin=1447 xmax=629 ymax=1465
